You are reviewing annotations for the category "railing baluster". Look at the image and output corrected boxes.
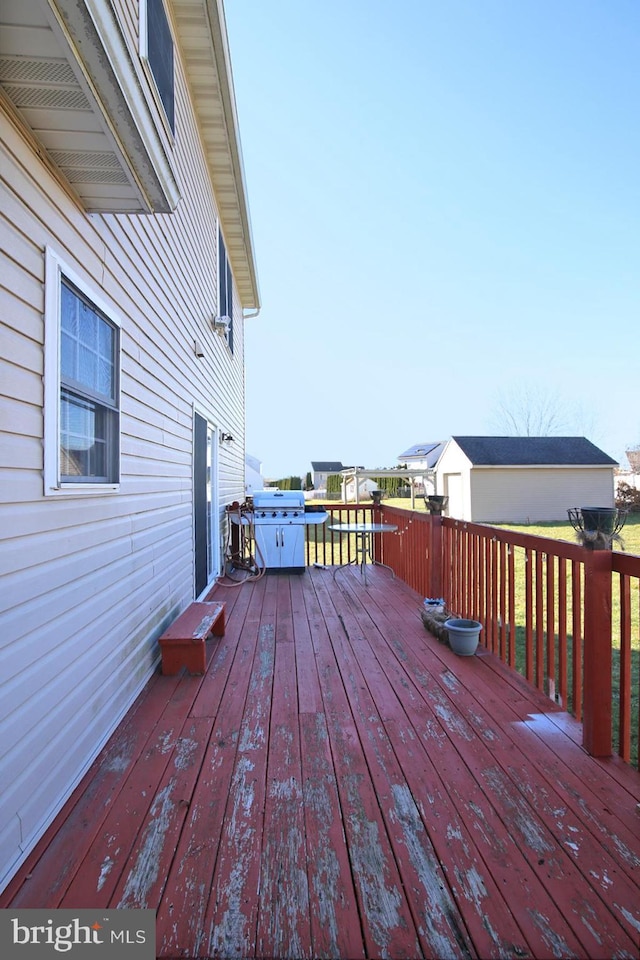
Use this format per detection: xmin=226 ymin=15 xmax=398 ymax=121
xmin=546 ymin=553 xmax=555 ymax=703
xmin=572 ymin=559 xmax=583 ymax=723
xmin=535 ymin=551 xmax=544 ymax=691
xmin=525 ymin=548 xmax=534 ymax=683
xmin=619 ymin=573 xmax=632 ymax=762
xmin=508 ymin=544 xmax=516 ymax=669
xmin=558 ymin=557 xmax=567 ymax=710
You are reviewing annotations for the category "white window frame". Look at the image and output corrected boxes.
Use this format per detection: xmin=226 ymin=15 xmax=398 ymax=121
xmin=217 ymin=222 xmax=234 ymax=354
xmin=44 ymin=248 xmax=121 ymax=496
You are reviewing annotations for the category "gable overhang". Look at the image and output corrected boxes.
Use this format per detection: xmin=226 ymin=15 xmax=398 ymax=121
xmin=0 ymin=0 xmax=180 ymax=213
xmin=174 ymin=0 xmax=259 ymax=309
xmin=469 ymin=464 xmax=617 ymax=470
xmin=1 ymin=0 xmax=260 ymax=309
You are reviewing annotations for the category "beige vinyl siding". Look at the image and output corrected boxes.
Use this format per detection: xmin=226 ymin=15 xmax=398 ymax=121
xmin=0 ymin=25 xmax=246 ymax=889
xmin=470 ymin=467 xmax=616 ymax=523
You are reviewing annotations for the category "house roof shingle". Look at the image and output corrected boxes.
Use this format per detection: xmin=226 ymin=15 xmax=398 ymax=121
xmin=311 ymin=462 xmax=344 ymax=472
xmin=451 ymin=436 xmax=618 ymax=467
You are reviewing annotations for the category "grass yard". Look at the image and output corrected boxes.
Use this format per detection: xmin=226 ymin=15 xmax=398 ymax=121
xmin=491 ymin=514 xmax=640 ymax=556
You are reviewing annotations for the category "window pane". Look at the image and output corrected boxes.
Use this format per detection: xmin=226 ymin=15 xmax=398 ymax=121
xmin=97 ymin=357 xmax=114 ymax=398
xmin=61 ymin=286 xmax=79 ymax=380
xmin=60 ymin=281 xmax=115 ymax=401
xmin=61 ymin=284 xmax=79 ymax=338
xmin=60 ymin=389 xmax=109 ymax=481
xmin=61 ymin=331 xmax=76 ymax=381
xmin=147 ymin=0 xmax=175 ymax=132
xmin=79 ymin=344 xmax=98 ymax=390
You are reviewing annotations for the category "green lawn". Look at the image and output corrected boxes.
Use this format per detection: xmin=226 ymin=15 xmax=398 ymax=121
xmin=491 ymin=514 xmax=640 ymax=556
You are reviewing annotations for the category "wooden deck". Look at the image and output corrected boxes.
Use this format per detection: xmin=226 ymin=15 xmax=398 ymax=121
xmin=2 ymin=566 xmax=639 ymax=959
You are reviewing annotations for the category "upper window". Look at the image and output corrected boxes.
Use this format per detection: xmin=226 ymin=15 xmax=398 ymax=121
xmin=44 ymin=251 xmax=121 ymax=494
xmin=144 ymin=0 xmax=175 ymax=134
xmin=218 ymin=229 xmax=234 ymax=353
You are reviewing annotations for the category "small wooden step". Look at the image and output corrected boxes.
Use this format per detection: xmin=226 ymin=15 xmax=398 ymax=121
xmin=158 ymin=601 xmax=225 ymax=675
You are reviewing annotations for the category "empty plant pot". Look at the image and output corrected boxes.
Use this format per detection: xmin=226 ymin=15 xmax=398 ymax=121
xmin=425 ymin=495 xmax=448 ymax=515
xmin=444 ymin=618 xmax=482 ymax=656
xmin=580 ymin=507 xmax=617 ymax=535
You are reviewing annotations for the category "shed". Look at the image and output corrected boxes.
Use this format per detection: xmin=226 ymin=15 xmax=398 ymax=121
xmin=437 ymin=437 xmax=618 ymax=523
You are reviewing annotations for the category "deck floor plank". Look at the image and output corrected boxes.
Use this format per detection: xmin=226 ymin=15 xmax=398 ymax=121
xmin=155 ymin=585 xmax=265 ymax=958
xmin=331 ymin=575 xmax=575 ymax=959
xmin=2 ymin=674 xmax=174 ymax=906
xmin=58 ymin=673 xmax=207 ymax=909
xmin=331 ymin=581 xmax=534 ymax=958
xmin=2 ymin=566 xmax=639 ymax=960
xmin=202 ymin=598 xmax=274 ymax=959
xmin=257 ymin=638 xmax=310 ymax=958
xmin=333 ymin=570 xmax=640 ymax=958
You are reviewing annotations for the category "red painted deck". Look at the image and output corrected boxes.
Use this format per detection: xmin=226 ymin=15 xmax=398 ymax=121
xmin=2 ymin=567 xmax=639 ymax=959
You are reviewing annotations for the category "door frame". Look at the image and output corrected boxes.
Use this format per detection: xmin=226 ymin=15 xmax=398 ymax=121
xmin=193 ymin=408 xmax=221 ymax=597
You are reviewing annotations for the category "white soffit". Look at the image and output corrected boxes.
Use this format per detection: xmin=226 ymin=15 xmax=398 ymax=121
xmin=173 ymin=0 xmax=259 ymax=309
xmin=0 ymin=0 xmax=179 ymax=212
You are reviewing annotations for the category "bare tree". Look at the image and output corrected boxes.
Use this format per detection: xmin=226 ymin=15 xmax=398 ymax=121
xmin=490 ymin=383 xmax=598 ymax=438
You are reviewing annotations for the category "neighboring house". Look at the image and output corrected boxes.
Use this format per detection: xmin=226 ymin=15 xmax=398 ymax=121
xmin=245 ymin=453 xmax=263 ymax=495
xmin=343 ymin=476 xmax=379 ymax=502
xmin=437 ymin=437 xmax=617 ymax=522
xmin=617 ymin=449 xmax=640 ymax=493
xmin=0 ymin=0 xmax=259 ymax=891
xmin=311 ymin=461 xmax=344 ymax=492
xmin=397 ymin=441 xmax=446 ymax=495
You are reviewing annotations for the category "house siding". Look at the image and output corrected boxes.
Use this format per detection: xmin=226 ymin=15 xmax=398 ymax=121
xmin=470 ymin=467 xmax=615 ymax=523
xmin=0 ymin=20 xmax=246 ymax=891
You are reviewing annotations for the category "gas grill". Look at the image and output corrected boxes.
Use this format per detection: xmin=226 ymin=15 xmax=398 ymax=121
xmin=251 ymin=490 xmax=326 ymax=571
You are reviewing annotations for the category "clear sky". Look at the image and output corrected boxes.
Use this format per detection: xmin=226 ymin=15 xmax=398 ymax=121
xmin=224 ymin=0 xmax=640 ymax=480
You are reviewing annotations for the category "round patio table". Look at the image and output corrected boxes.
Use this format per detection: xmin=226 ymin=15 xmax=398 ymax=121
xmin=328 ymin=522 xmax=398 ymax=585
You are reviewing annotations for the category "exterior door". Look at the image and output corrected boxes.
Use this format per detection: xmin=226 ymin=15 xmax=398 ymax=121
xmin=194 ymin=413 xmax=218 ymax=596
xmin=444 ymin=473 xmax=463 ymax=520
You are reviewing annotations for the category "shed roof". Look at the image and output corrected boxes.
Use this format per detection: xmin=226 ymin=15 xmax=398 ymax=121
xmin=451 ymin=436 xmax=618 ymax=467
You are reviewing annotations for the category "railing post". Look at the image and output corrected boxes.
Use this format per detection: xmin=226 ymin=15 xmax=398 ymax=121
xmin=428 ymin=515 xmax=443 ymax=599
xmin=582 ymin=547 xmax=613 ymax=757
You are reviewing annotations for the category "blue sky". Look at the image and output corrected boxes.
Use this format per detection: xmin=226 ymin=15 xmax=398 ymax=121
xmin=224 ymin=0 xmax=640 ymax=479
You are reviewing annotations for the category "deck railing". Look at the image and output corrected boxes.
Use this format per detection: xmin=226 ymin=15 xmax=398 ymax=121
xmin=305 ymin=503 xmax=377 ymax=567
xmin=306 ymin=505 xmax=640 ymax=769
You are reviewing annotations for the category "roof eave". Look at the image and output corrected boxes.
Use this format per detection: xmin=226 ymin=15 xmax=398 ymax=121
xmin=175 ymin=0 xmax=260 ymax=310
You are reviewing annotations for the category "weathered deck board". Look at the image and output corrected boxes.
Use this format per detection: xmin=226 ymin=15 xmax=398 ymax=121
xmin=341 ymin=572 xmax=640 ymax=954
xmin=155 ymin=583 xmax=264 ymax=957
xmin=2 ymin=566 xmax=639 ymax=960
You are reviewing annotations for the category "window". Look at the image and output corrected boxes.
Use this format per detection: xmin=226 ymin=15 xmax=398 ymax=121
xmin=143 ymin=0 xmax=175 ymax=133
xmin=44 ymin=250 xmax=121 ymax=493
xmin=218 ymin=228 xmax=234 ymax=352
